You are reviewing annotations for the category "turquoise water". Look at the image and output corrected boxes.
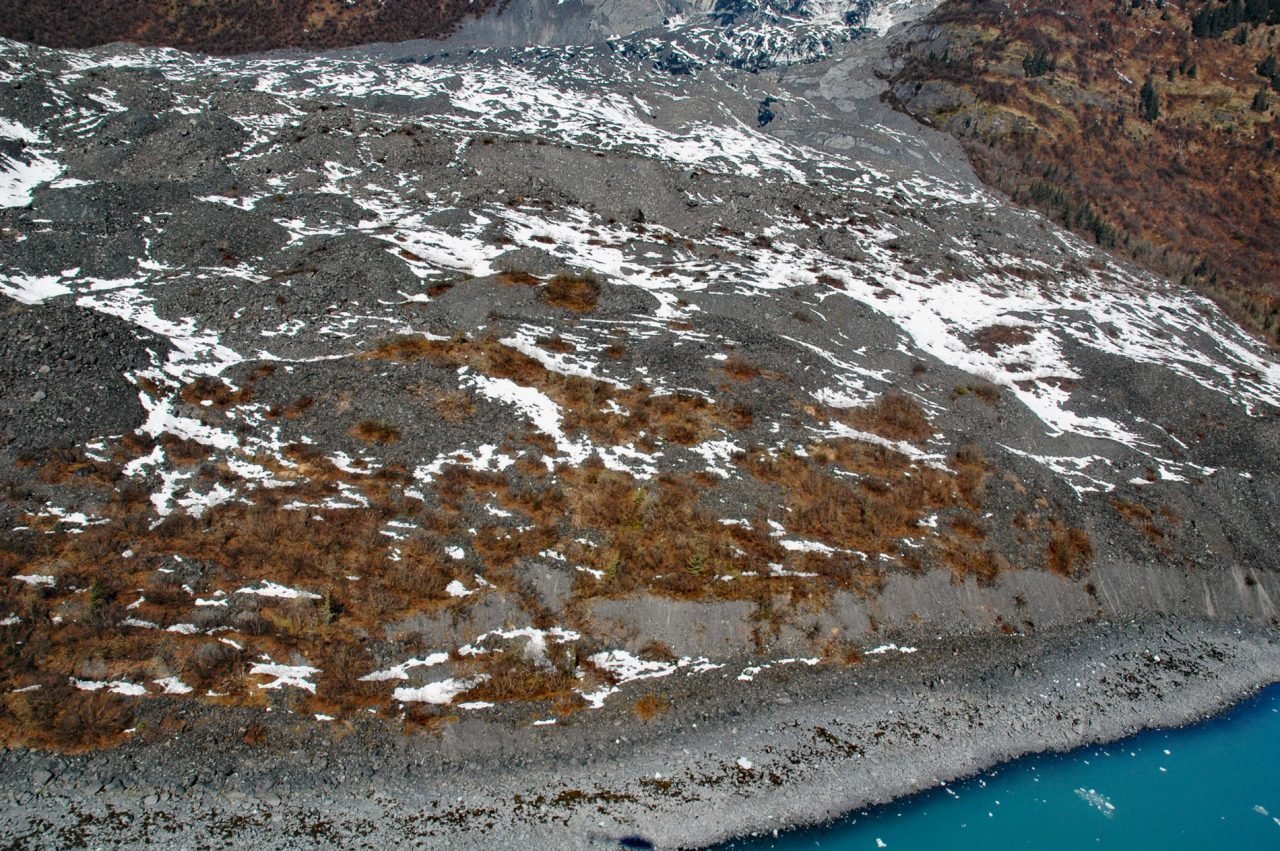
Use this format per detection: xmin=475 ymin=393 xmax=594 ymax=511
xmin=716 ymin=683 xmax=1280 ymax=850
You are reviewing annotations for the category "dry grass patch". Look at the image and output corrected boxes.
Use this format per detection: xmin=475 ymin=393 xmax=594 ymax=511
xmin=633 ymin=693 xmax=670 ymax=721
xmin=543 ymin=273 xmax=602 ymax=312
xmin=497 ymin=270 xmax=541 ymax=286
xmin=973 ymin=324 xmax=1034 ymax=354
xmin=721 ymin=354 xmax=762 ymax=381
xmin=834 ymin=391 xmax=935 ymax=444
xmin=431 ymin=389 xmax=475 ymax=424
xmin=456 ymin=648 xmax=581 ymax=705
xmin=537 ymin=335 xmax=576 ymax=353
xmin=1 ymin=677 xmax=133 ymax=753
xmin=1111 ymin=498 xmax=1176 ymax=552
xmin=350 ymin=419 xmax=401 ymax=444
xmin=363 ymin=335 xmax=747 ymax=447
xmin=180 ymin=376 xmax=254 ymax=408
xmin=1046 ymin=523 xmax=1094 ymax=578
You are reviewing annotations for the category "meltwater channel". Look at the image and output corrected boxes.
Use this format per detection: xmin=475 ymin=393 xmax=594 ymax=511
xmin=715 ymin=683 xmax=1280 ymax=850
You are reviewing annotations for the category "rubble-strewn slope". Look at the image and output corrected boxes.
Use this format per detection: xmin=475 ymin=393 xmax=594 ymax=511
xmin=0 ymin=0 xmax=1278 ymax=758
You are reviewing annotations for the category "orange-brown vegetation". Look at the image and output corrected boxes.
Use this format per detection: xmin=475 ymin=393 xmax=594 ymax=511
xmin=497 ymin=271 xmax=542 ymax=287
xmin=1046 ymin=522 xmax=1094 ymax=578
xmin=1111 ymin=496 xmax=1182 ymax=552
xmin=973 ymin=323 xmax=1034 ymax=354
xmin=180 ymin=376 xmax=253 ymax=408
xmin=543 ymin=274 xmax=602 ymax=313
xmin=808 ymin=391 xmax=935 ymax=444
xmin=456 ymin=649 xmax=582 ymax=706
xmin=0 ymin=0 xmax=498 ymax=54
xmin=350 ymin=419 xmax=402 ymax=444
xmin=890 ymin=0 xmax=1280 ymax=345
xmin=363 ymin=334 xmax=747 ymax=447
xmin=633 ymin=693 xmax=670 ymax=721
xmin=2 ymin=677 xmax=133 ymax=753
xmin=0 ymin=327 xmax=1094 ymax=750
xmin=721 ymin=355 xmax=763 ymax=381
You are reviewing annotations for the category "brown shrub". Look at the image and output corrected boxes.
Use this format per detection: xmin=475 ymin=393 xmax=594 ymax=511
xmin=180 ymin=376 xmax=252 ymax=407
xmin=536 ymin=335 xmax=575 ymax=353
xmin=973 ymin=323 xmax=1033 ymax=354
xmin=638 ymin=640 xmax=677 ymax=664
xmin=458 ymin=651 xmax=578 ymax=704
xmin=722 ymin=355 xmax=762 ymax=381
xmin=953 ymin=443 xmax=989 ymax=508
xmin=3 ymin=678 xmax=133 ymax=752
xmin=432 ymin=389 xmax=475 ymax=424
xmin=633 ymin=693 xmax=670 ymax=721
xmin=350 ymin=420 xmax=401 ymax=444
xmin=161 ymin=434 xmax=210 ymax=466
xmin=836 ymin=391 xmax=934 ymax=444
xmin=1046 ymin=524 xmax=1093 ymax=578
xmin=267 ymin=395 xmax=315 ymax=420
xmin=497 ymin=270 xmax=541 ymax=286
xmin=941 ymin=541 xmax=1008 ymax=585
xmin=243 ymin=722 xmax=268 ymax=747
xmin=543 ymin=274 xmax=602 ymax=312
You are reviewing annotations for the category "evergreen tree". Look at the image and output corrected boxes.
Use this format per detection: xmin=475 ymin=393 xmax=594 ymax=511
xmin=1140 ymin=79 xmax=1161 ymax=121
xmin=1022 ymin=49 xmax=1054 ymax=78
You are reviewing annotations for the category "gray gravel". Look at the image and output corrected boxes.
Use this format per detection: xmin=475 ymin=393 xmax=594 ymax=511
xmin=1 ymin=616 xmax=1276 ymax=848
xmin=1 ymin=2 xmax=1278 ymax=848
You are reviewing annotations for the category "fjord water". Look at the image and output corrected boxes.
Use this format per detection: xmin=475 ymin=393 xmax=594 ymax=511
xmin=720 ymin=684 xmax=1280 ymax=850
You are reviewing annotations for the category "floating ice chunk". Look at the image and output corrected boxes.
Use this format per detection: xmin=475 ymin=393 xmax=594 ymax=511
xmin=1074 ymin=787 xmax=1116 ymax=818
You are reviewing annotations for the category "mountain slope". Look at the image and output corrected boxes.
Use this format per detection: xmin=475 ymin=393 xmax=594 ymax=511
xmin=0 ymin=0 xmax=498 ymax=54
xmin=885 ymin=0 xmax=1280 ymax=346
xmin=0 ymin=0 xmax=1278 ymax=757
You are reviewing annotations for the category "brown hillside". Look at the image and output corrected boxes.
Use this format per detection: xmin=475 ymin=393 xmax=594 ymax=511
xmin=887 ymin=0 xmax=1280 ymax=345
xmin=0 ymin=0 xmax=496 ymax=54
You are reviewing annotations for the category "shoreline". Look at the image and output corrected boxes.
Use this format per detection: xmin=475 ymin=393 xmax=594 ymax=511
xmin=2 ymin=615 xmax=1278 ymax=848
xmin=706 ymin=629 xmax=1280 ymax=850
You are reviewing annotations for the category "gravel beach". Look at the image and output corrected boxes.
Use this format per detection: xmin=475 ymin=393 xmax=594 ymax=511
xmin=2 ymin=615 xmax=1276 ymax=849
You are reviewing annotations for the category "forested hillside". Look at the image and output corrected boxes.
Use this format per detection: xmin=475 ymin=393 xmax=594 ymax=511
xmin=0 ymin=0 xmax=497 ymax=54
xmin=888 ymin=0 xmax=1280 ymax=345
